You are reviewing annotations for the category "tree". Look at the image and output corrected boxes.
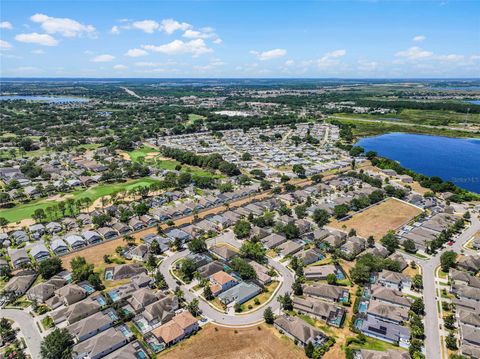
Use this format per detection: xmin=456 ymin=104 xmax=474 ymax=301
xmin=312 ymin=209 xmax=330 ymax=227
xmin=277 ymin=292 xmax=293 ymax=311
xmin=40 ymin=328 xmax=74 ymax=359
xmin=33 ymin=208 xmax=47 ymax=223
xmin=179 ymin=259 xmax=196 ymax=282
xmin=263 ymin=306 xmax=274 ymax=324
xmin=203 ymin=285 xmax=213 ymax=300
xmin=294 ymin=204 xmax=307 ymax=219
xmin=412 ymin=274 xmax=423 ymax=290
xmin=367 ymin=236 xmax=375 ymax=248
xmin=241 ymin=152 xmax=252 ymax=161
xmin=70 ymin=257 xmax=103 ymax=290
xmin=230 ymin=257 xmax=256 ymax=280
xmin=380 ymin=231 xmax=399 ymax=253
xmin=292 ymin=164 xmax=306 ymax=178
xmin=411 ymin=298 xmax=425 ymax=315
xmin=240 ymin=240 xmax=266 ymax=262
xmin=292 ymin=279 xmax=303 ymax=295
xmin=445 ymin=333 xmax=458 ymax=350
xmin=188 ymin=237 xmax=207 ymax=253
xmin=234 ymin=302 xmax=242 ymax=312
xmin=403 ymin=239 xmax=417 ymax=253
xmin=326 ymin=273 xmax=337 ymax=285
xmin=333 ymin=204 xmax=349 ymax=219
xmin=305 ymin=341 xmax=315 ymax=358
xmin=365 ymin=151 xmax=377 ymax=160
xmin=0 ymin=217 xmax=9 ymax=232
xmin=234 ymin=220 xmax=251 ymax=239
xmin=463 ymin=211 xmax=471 ymax=220
xmin=440 ymin=251 xmax=457 ymax=272
xmin=444 ymin=314 xmax=456 ymax=330
xmin=349 ymin=146 xmax=364 ymax=157
xmin=155 ymin=271 xmax=167 ymax=289
xmin=38 ymin=257 xmax=63 ymax=280
xmin=187 ymin=299 xmax=200 ymax=316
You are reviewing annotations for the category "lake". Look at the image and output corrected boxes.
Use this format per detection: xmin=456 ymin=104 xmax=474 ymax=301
xmin=0 ymin=95 xmax=89 ymax=103
xmin=466 ymin=100 xmax=480 ymax=105
xmin=356 ymin=133 xmax=480 ymax=193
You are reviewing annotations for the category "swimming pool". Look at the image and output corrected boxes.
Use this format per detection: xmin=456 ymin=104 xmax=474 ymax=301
xmin=105 ymin=271 xmax=114 ymax=280
xmin=95 ymin=296 xmax=107 ymax=306
xmin=358 ymin=301 xmax=369 ymax=314
xmin=108 ymin=291 xmax=121 ymax=302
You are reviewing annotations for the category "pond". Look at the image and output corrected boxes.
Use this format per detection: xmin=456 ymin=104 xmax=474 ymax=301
xmin=356 ymin=133 xmax=480 ymax=193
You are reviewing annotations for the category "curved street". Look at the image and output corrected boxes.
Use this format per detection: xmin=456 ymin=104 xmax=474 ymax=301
xmin=0 ymin=308 xmax=42 ymax=359
xmin=159 ymin=231 xmax=295 ymax=326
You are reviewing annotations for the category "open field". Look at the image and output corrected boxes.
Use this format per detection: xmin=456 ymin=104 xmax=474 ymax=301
xmin=0 ymin=178 xmax=160 ymax=223
xmin=330 ymin=198 xmax=422 ymax=239
xmin=159 ymin=324 xmax=305 ymax=359
xmin=328 ymin=116 xmax=480 ymax=138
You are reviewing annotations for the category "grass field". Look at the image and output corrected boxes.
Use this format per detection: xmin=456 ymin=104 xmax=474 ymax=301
xmin=330 ymin=198 xmax=423 ymax=240
xmin=0 ymin=178 xmax=160 ymax=223
xmin=329 ymin=116 xmax=480 ymax=138
xmin=159 ymin=324 xmax=305 ymax=359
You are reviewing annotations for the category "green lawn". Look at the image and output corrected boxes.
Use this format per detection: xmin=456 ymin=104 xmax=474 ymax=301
xmin=348 ymin=336 xmax=404 ymax=352
xmin=0 ymin=178 xmax=160 ymax=222
xmin=126 ymin=146 xmax=160 ymax=162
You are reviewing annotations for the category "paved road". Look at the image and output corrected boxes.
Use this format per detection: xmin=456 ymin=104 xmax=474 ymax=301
xmin=0 ymin=308 xmax=42 ymax=358
xmin=159 ymin=231 xmax=295 ymax=326
xmin=406 ymin=214 xmax=480 ymax=359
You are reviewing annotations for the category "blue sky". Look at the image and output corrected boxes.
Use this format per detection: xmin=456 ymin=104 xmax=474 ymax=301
xmin=0 ymin=0 xmax=479 ymax=78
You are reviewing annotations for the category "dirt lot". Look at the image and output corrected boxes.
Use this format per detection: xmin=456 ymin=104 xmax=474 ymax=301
xmin=330 ymin=198 xmax=422 ymax=240
xmin=159 ymin=324 xmax=305 ymax=359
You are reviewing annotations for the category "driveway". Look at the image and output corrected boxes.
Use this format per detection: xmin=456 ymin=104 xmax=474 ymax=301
xmin=0 ymin=308 xmax=42 ymax=358
xmin=159 ymin=231 xmax=295 ymax=326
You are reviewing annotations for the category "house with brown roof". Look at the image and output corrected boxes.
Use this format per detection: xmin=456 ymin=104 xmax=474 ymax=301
xmin=209 ymin=271 xmax=237 ymax=296
xmin=151 ymin=311 xmax=198 ymax=347
xmin=274 ymin=315 xmax=327 ymax=347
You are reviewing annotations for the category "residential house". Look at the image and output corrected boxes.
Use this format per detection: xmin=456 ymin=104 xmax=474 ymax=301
xmin=97 ymin=227 xmax=118 ymax=240
xmin=340 ymin=236 xmax=366 ymax=258
xmin=278 ymin=240 xmax=303 ymax=257
xmin=304 ymin=265 xmax=342 ymax=281
xmin=105 ymin=264 xmax=147 ymax=281
xmin=303 ymin=284 xmax=349 ymax=303
xmin=27 ymin=275 xmax=66 ymax=303
xmin=218 ymin=282 xmax=262 ymax=305
xmin=72 ymin=326 xmax=131 ymax=359
xmin=294 ymin=248 xmax=324 ymax=266
xmin=354 ymin=349 xmax=410 ymax=359
xmin=82 ymin=230 xmax=102 ymax=245
xmin=367 ymin=299 xmax=410 ymax=324
xmin=151 ymin=311 xmax=198 ymax=347
xmin=261 ymin=233 xmax=287 ymax=249
xmin=370 ymin=285 xmax=411 ymax=309
xmin=67 ymin=309 xmax=118 ymax=342
xmin=65 ymin=234 xmax=87 ymax=250
xmin=51 ymin=297 xmax=101 ymax=325
xmin=8 ymin=248 xmax=30 ymax=269
xmin=356 ymin=315 xmax=410 ymax=348
xmin=3 ymin=270 xmax=37 ymax=296
xmin=274 ymin=315 xmax=327 ymax=347
xmin=210 ymin=271 xmax=238 ymax=296
xmin=209 ymin=244 xmax=237 ymax=261
xmin=51 ymin=239 xmax=69 ymax=255
xmin=29 ymin=243 xmax=50 ymax=262
xmin=377 ymin=270 xmax=412 ymax=292
xmin=292 ymin=297 xmax=346 ymax=327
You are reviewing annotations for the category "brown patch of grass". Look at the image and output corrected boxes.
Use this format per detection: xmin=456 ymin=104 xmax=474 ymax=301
xmin=159 ymin=324 xmax=305 ymax=359
xmin=330 ymin=198 xmax=422 ymax=240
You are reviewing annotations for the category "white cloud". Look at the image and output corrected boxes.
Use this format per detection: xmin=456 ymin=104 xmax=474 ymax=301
xmin=142 ymin=39 xmax=212 ymax=56
xmin=413 ymin=35 xmax=426 ymax=42
xmin=284 ymin=60 xmax=295 ymax=66
xmin=250 ymin=48 xmax=287 ymax=61
xmin=317 ymin=49 xmax=346 ymax=68
xmin=110 ymin=26 xmax=120 ymax=35
xmin=395 ymin=46 xmax=433 ymax=60
xmin=91 ymin=54 xmax=115 ymax=62
xmin=358 ymin=60 xmax=378 ymax=71
xmin=15 ymin=66 xmax=42 ymax=73
xmin=125 ymin=48 xmax=148 ymax=57
xmin=30 ymin=13 xmax=95 ymax=37
xmin=0 ymin=40 xmax=12 ymax=50
xmin=113 ymin=64 xmax=128 ymax=70
xmin=131 ymin=20 xmax=159 ymax=33
xmin=0 ymin=21 xmax=13 ymax=30
xmin=15 ymin=32 xmax=58 ymax=46
xmin=183 ymin=28 xmax=221 ymax=43
xmin=31 ymin=49 xmax=45 ymax=54
xmin=160 ymin=19 xmax=192 ymax=34
xmin=436 ymin=54 xmax=464 ymax=62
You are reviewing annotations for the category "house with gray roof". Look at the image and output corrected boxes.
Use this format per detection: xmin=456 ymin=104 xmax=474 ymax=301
xmin=72 ymin=325 xmax=132 ymax=359
xmin=367 ymin=299 xmax=409 ymax=324
xmin=27 ymin=275 xmax=66 ymax=302
xmin=218 ymin=282 xmax=262 ymax=305
xmin=303 ymin=284 xmax=348 ymax=303
xmin=82 ymin=230 xmax=102 ymax=245
xmin=261 ymin=233 xmax=287 ymax=249
xmin=293 ymin=296 xmax=346 ymax=327
xmin=356 ymin=315 xmax=410 ymax=348
xmin=370 ymin=285 xmax=411 ymax=309
xmin=8 ymin=247 xmax=30 ymax=268
xmin=67 ymin=308 xmax=118 ymax=342
xmin=3 ymin=270 xmax=37 ymax=296
xmin=278 ymin=240 xmax=303 ymax=257
xmin=65 ymin=234 xmax=86 ymax=250
xmin=294 ymin=248 xmax=324 ymax=266
xmin=274 ymin=315 xmax=327 ymax=347
xmin=29 ymin=243 xmax=50 ymax=262
xmin=50 ymin=238 xmax=69 ymax=255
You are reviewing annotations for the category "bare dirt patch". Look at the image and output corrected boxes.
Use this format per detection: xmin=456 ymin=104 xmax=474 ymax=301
xmin=330 ymin=198 xmax=422 ymax=240
xmin=159 ymin=324 xmax=305 ymax=359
